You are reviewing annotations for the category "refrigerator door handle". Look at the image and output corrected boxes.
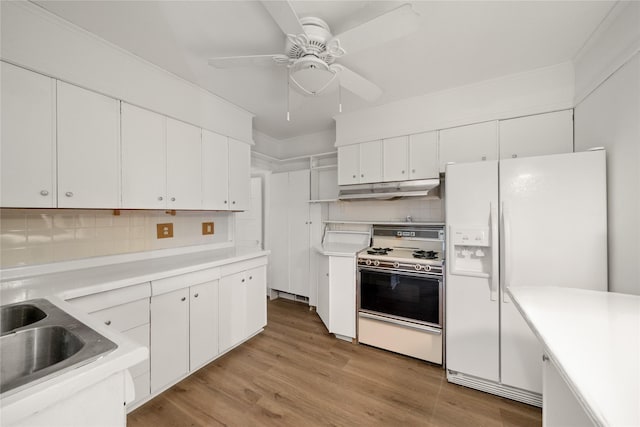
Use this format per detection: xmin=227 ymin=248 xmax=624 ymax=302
xmin=502 ymin=201 xmax=511 ymax=303
xmin=489 ymin=202 xmax=499 ymax=301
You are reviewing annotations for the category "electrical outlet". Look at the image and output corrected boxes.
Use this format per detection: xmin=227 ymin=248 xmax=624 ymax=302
xmin=156 ymin=223 xmax=173 ymax=239
xmin=202 ymin=222 xmax=214 ymax=235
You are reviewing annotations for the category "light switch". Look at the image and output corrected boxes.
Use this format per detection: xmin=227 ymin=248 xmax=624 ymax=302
xmin=157 ymin=223 xmax=173 ymax=239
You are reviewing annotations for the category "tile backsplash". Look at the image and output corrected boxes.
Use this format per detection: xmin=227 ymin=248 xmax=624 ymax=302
xmin=0 ymin=209 xmax=232 ymax=268
xmin=328 ymin=198 xmax=444 ymax=223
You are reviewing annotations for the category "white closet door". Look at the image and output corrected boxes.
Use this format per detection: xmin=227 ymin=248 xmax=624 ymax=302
xmin=268 ymin=172 xmax=290 ymax=293
xmin=288 ymin=170 xmax=310 ymax=297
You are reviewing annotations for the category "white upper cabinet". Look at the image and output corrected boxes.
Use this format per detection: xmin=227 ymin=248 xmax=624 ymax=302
xmin=1 ymin=62 xmax=56 ymax=208
xmin=499 ymin=110 xmax=573 ymax=159
xmin=202 ymin=129 xmax=229 ymax=210
xmin=359 ymin=140 xmax=382 ymax=183
xmin=121 ymin=103 xmax=166 ymax=209
xmin=338 ymin=140 xmax=382 ymax=185
xmin=439 ymin=121 xmax=498 ymax=172
xmin=166 ymin=118 xmax=202 ymax=209
xmin=228 ymin=138 xmax=251 ymax=210
xmin=383 ymin=136 xmax=409 ymax=182
xmin=409 ymin=131 xmax=439 ymax=179
xmin=338 ymin=144 xmax=360 ymax=185
xmin=57 ymin=81 xmax=120 ymax=208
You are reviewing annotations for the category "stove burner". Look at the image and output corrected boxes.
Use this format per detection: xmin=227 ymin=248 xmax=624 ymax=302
xmin=413 ymin=250 xmax=438 ymax=260
xmin=366 ymin=247 xmax=393 ymax=255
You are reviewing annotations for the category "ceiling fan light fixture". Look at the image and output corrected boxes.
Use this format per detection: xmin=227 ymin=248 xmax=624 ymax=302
xmin=288 ymin=56 xmax=338 ymax=96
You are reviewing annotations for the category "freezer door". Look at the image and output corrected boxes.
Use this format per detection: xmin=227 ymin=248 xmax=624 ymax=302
xmin=499 ymin=150 xmax=608 ymax=393
xmin=445 ymin=160 xmax=500 ymax=382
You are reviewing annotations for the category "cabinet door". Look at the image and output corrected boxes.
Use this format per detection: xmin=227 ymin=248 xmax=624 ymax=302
xmin=121 ymin=103 xmax=166 ymax=209
xmin=329 ymin=256 xmax=356 ymax=338
xmin=383 ymin=136 xmax=409 ymax=182
xmin=359 ymin=140 xmax=383 ymax=183
xmin=409 ymin=131 xmax=438 ymax=179
xmin=228 ymin=138 xmax=251 ymax=210
xmin=189 ymin=280 xmax=219 ymax=370
xmin=166 ymin=118 xmax=202 ymax=209
xmin=57 ymin=82 xmax=120 ymax=208
xmin=288 ymin=170 xmax=310 ymax=297
xmin=439 ymin=121 xmax=498 ymax=172
xmin=499 ymin=110 xmax=573 ymax=159
xmin=268 ymin=172 xmax=291 ymax=293
xmin=337 ymin=145 xmax=359 ymax=185
xmin=219 ymin=272 xmax=246 ymax=352
xmin=1 ymin=62 xmax=56 ymax=207
xmin=317 ymin=255 xmax=330 ymax=330
xmin=150 ymin=288 xmax=189 ymax=393
xmin=245 ymin=266 xmax=267 ymax=336
xmin=202 ymin=130 xmax=229 ymax=210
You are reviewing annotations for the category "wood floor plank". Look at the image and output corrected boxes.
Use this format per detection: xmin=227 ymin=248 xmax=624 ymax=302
xmin=128 ymin=298 xmax=541 ymax=426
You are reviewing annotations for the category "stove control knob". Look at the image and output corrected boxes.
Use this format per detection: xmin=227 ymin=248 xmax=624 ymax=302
xmin=393 ymin=262 xmax=400 ymax=269
xmin=365 ymin=259 xmax=372 ymax=266
xmin=414 ymin=264 xmax=423 ymax=271
xmin=424 ymin=265 xmax=431 ymax=272
xmin=373 ymin=260 xmax=380 ymax=267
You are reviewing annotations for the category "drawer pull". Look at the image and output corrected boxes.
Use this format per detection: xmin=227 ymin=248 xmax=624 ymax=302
xmin=181 ymin=297 xmax=186 ymax=302
xmin=194 ymin=293 xmax=199 ymax=298
xmin=249 ymin=276 xmax=253 ymax=280
xmin=241 ymin=279 xmax=245 ymax=283
xmin=104 ymin=320 xmax=111 ymax=326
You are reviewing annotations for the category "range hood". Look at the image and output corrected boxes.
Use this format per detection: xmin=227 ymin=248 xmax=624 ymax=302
xmin=338 ymin=179 xmax=440 ymax=201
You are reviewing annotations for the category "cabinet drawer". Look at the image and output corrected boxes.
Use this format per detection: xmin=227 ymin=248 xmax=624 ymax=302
xmin=124 ymin=324 xmax=150 ymax=378
xmin=220 ymin=256 xmax=267 ymax=277
xmin=90 ymin=298 xmax=149 ymax=332
xmin=152 ymin=267 xmax=220 ymax=296
xmin=68 ymin=282 xmax=151 ymax=313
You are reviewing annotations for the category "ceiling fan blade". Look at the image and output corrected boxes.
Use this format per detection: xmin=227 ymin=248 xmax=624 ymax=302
xmin=208 ymin=54 xmax=287 ymax=69
xmin=333 ymin=4 xmax=420 ymax=55
xmin=334 ymin=65 xmax=382 ymax=102
xmin=261 ymin=1 xmax=304 ymax=35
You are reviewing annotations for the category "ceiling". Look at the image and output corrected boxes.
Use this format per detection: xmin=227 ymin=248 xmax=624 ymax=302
xmin=33 ymin=1 xmax=616 ymax=140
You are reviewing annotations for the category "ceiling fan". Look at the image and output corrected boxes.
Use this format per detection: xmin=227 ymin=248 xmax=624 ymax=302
xmin=208 ymin=1 xmax=420 ymax=103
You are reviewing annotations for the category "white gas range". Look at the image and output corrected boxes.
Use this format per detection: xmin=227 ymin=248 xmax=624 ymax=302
xmin=357 ymin=224 xmax=445 ymax=365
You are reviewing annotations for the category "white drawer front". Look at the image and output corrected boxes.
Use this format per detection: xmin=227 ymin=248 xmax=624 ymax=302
xmin=68 ymin=282 xmax=151 ymax=313
xmin=90 ymin=298 xmax=149 ymax=332
xmin=125 ymin=324 xmax=150 ymax=378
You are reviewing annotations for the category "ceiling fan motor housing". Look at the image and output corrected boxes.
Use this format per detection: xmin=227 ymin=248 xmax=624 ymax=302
xmin=286 ymin=17 xmax=334 ymax=61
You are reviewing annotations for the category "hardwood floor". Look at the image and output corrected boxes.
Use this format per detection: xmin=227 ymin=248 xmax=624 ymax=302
xmin=128 ymin=299 xmax=541 ymax=427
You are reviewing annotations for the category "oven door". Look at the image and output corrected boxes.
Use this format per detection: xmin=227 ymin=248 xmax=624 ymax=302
xmin=358 ymin=267 xmax=442 ymax=328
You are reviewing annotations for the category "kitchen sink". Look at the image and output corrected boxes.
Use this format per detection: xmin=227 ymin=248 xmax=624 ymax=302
xmin=0 ymin=298 xmax=117 ymax=396
xmin=0 ymin=304 xmax=47 ymax=334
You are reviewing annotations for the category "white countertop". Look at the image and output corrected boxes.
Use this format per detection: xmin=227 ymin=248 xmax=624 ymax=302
xmin=1 ymin=247 xmax=270 ymax=304
xmin=0 ymin=246 xmax=269 ymax=424
xmin=316 ymin=243 xmax=367 ymax=257
xmin=508 ymin=286 xmax=640 ymax=427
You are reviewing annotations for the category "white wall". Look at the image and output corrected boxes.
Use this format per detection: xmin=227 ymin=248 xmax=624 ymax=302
xmin=334 ymin=62 xmax=574 ymax=145
xmin=0 ymin=1 xmax=253 ymax=143
xmin=575 ymin=54 xmax=640 ymax=295
xmin=279 ymin=129 xmax=336 ymax=158
xmin=574 ymin=1 xmax=640 ymax=295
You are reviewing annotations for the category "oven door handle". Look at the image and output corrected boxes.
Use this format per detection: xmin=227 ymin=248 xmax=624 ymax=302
xmin=358 ymin=266 xmax=441 ymax=279
xmin=359 ymin=312 xmax=442 ymax=335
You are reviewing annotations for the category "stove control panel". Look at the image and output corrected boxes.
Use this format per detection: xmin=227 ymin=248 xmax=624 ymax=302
xmin=357 ymin=258 xmax=443 ymax=276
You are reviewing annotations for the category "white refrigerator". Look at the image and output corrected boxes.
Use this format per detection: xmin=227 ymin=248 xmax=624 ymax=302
xmin=445 ymin=150 xmax=607 ymax=406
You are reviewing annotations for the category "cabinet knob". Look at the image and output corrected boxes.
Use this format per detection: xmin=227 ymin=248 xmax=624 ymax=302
xmin=401 ymin=170 xmax=405 ymax=174
xmin=512 ymin=154 xmax=518 ymax=158
xmin=241 ymin=278 xmax=245 ymax=283
xmin=104 ymin=320 xmax=111 ymax=326
xmin=412 ymin=169 xmax=415 ymax=173
xmin=194 ymin=293 xmax=199 ymax=298
xmin=232 ymin=201 xmax=236 ymax=204
xmin=158 ymin=196 xmax=163 ymax=201
xmin=181 ymin=297 xmax=186 ymax=302
xmin=65 ymin=192 xmax=73 ymax=197
xmin=40 ymin=190 xmax=49 ymax=196
xmin=482 ymin=156 xmax=487 ymax=161
xmin=326 ymin=273 xmax=329 ymax=277
xmin=170 ymin=197 xmax=176 ymax=201
xmin=249 ymin=276 xmax=253 ymax=280
xmin=352 ymin=174 xmax=356 ymax=178
xmin=361 ymin=174 xmax=364 ymax=178
xmin=224 ymin=200 xmax=227 ymax=204
xmin=542 ymin=354 xmax=549 ymax=362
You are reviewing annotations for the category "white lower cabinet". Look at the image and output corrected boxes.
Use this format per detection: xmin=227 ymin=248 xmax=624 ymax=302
xmin=150 ymin=288 xmax=190 ymax=393
xmin=189 ymin=281 xmax=219 ymax=370
xmin=219 ymin=264 xmax=267 ymax=353
xmin=317 ymin=255 xmax=356 ymax=340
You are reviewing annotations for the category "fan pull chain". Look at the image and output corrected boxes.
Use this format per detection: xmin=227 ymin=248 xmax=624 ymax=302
xmin=286 ymin=69 xmax=291 ymax=122
xmin=338 ymin=85 xmax=343 ymax=113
